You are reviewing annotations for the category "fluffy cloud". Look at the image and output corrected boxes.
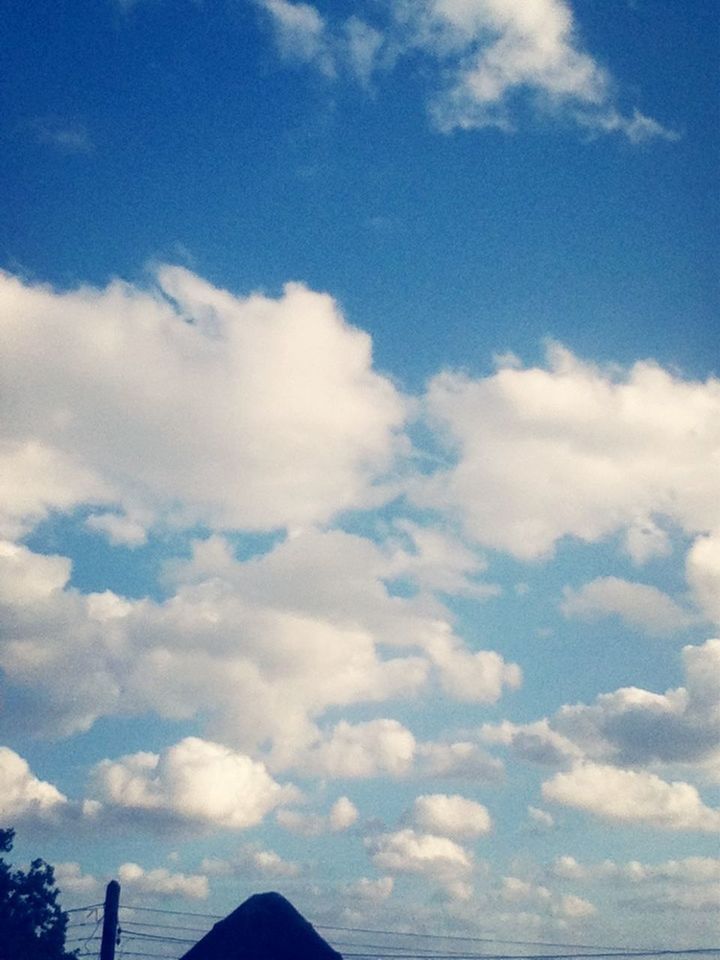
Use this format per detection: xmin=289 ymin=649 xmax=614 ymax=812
xmin=560 ymin=577 xmax=696 ymax=636
xmin=202 ymin=845 xmax=300 ymax=879
xmin=415 ymin=739 xmax=505 ymax=782
xmin=410 ymin=793 xmax=492 ymax=838
xmin=366 ymin=828 xmax=474 ymax=899
xmin=344 ymin=876 xmax=394 ymax=902
xmin=91 ymin=737 xmax=296 ymax=830
xmin=527 ymin=805 xmax=554 ymax=828
xmin=415 ymin=346 xmax=720 ymax=559
xmin=481 ymin=719 xmax=583 ymax=766
xmin=55 ymin=861 xmax=209 ymax=900
xmin=0 ymin=266 xmax=406 ymax=539
xmin=0 ymin=747 xmax=67 ymax=821
xmin=542 ymin=763 xmax=720 ymax=832
xmin=117 ymin=862 xmax=209 ymax=900
xmin=552 ymin=639 xmax=720 ymax=773
xmin=687 ymin=533 xmax=720 ymax=625
xmin=256 ymin=0 xmax=334 ymax=75
xmin=0 ymin=522 xmax=517 ymax=755
xmin=294 ymin=719 xmax=417 ymax=779
xmin=254 ymin=0 xmax=672 ymax=139
xmin=553 ymin=854 xmax=720 ymax=884
xmin=276 ymin=796 xmax=358 ymax=836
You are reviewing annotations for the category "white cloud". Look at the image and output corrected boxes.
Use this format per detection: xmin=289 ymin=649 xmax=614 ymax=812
xmin=411 ymin=793 xmax=492 ymax=838
xmin=202 ymin=844 xmax=300 ymax=879
xmin=687 ymin=532 xmax=720 ymax=625
xmin=345 ymin=875 xmax=394 ymax=902
xmin=0 ymin=523 xmax=517 ymax=757
xmin=54 ymin=863 xmax=101 ymax=898
xmin=560 ymin=576 xmax=696 ymax=636
xmin=555 ymin=893 xmax=597 ymax=918
xmin=117 ymin=862 xmax=209 ymax=900
xmin=385 ymin=519 xmax=497 ymax=598
xmin=623 ymin=517 xmax=672 ymax=565
xmin=85 ymin=512 xmax=148 ymax=547
xmin=329 ymin=796 xmax=360 ymax=830
xmin=276 ymin=796 xmax=358 ymax=836
xmin=552 ymin=854 xmax=720 ymax=884
xmin=527 ymin=805 xmax=554 ymax=828
xmin=414 ymin=345 xmax=720 ymax=559
xmin=415 ymin=739 xmax=505 ymax=782
xmin=0 ymin=746 xmax=67 ymax=821
xmin=481 ymin=719 xmax=583 ymax=766
xmin=542 ymin=762 xmax=720 ymax=832
xmin=0 ymin=266 xmax=406 ymax=538
xmin=552 ymin=639 xmax=720 ymax=772
xmin=91 ymin=737 xmax=296 ymax=830
xmin=425 ymin=634 xmax=522 ymax=703
xmin=412 ymin=0 xmax=609 ymax=132
xmin=0 ymin=541 xmax=71 ymax=606
xmin=256 ymin=0 xmax=335 ymax=75
xmin=367 ymin=828 xmax=474 ymax=899
xmin=294 ymin=719 xmax=417 ymax=779
xmin=254 ymin=0 xmax=673 ymax=140
xmin=500 ymin=876 xmax=551 ymax=904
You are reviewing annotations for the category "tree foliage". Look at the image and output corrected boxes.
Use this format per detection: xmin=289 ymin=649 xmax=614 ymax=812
xmin=0 ymin=828 xmax=77 ymax=960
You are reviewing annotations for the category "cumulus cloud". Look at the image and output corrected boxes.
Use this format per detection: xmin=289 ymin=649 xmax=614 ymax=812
xmin=85 ymin=512 xmax=148 ymax=547
xmin=552 ymin=854 xmax=720 ymax=884
xmin=202 ymin=844 xmax=300 ymax=879
xmin=294 ymin=719 xmax=417 ymax=779
xmin=0 ymin=266 xmax=406 ymax=539
xmin=256 ymin=0 xmax=335 ymax=75
xmin=91 ymin=737 xmax=296 ymax=830
xmin=552 ymin=639 xmax=720 ymax=772
xmin=253 ymin=0 xmax=673 ymax=140
xmin=410 ymin=793 xmax=492 ymax=838
xmin=414 ymin=345 xmax=720 ymax=559
xmin=276 ymin=796 xmax=358 ymax=836
xmin=542 ymin=763 xmax=720 ymax=832
xmin=344 ymin=875 xmax=394 ymax=902
xmin=527 ymin=805 xmax=554 ymax=828
xmin=118 ymin=862 xmax=209 ymax=900
xmin=425 ymin=634 xmax=522 ymax=703
xmin=687 ymin=533 xmax=720 ymax=625
xmin=366 ymin=828 xmax=474 ymax=899
xmin=0 ymin=747 xmax=68 ymax=821
xmin=54 ymin=863 xmax=102 ymax=899
xmin=415 ymin=739 xmax=505 ymax=782
xmin=560 ymin=577 xmax=697 ymax=636
xmin=0 ymin=522 xmax=516 ymax=756
xmin=481 ymin=719 xmax=583 ymax=766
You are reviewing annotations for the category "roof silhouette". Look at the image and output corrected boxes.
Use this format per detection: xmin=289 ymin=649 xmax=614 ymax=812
xmin=179 ymin=891 xmax=343 ymax=960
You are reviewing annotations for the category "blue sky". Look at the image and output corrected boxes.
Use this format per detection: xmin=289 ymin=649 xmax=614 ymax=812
xmin=1 ymin=0 xmax=719 ymax=953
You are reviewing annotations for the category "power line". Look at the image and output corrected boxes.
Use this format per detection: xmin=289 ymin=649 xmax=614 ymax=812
xmin=121 ymin=903 xmax=224 ymax=920
xmin=317 ymin=924 xmax=631 ymax=952
xmin=338 ymin=951 xmax=720 ymax=960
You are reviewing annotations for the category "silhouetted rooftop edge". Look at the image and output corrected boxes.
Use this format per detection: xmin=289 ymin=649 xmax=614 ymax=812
xmin=179 ymin=891 xmax=343 ymax=960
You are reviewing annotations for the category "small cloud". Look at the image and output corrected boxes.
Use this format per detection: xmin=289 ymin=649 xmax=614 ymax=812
xmin=118 ymin=862 xmax=209 ymax=900
xmin=86 ymin=512 xmax=148 ymax=547
xmin=527 ymin=805 xmax=554 ymax=829
xmin=277 ymin=796 xmax=358 ymax=836
xmin=33 ymin=118 xmax=93 ymax=154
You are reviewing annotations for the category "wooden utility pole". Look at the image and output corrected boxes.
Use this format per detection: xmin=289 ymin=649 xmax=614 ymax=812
xmin=99 ymin=880 xmax=120 ymax=960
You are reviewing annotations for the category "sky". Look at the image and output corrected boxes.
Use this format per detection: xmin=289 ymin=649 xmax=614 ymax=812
xmin=1 ymin=0 xmax=719 ymax=954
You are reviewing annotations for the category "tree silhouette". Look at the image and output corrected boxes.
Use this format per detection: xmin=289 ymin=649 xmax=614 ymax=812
xmin=0 ymin=828 xmax=77 ymax=960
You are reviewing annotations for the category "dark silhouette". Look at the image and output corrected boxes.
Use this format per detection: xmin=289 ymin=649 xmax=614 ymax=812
xmin=0 ymin=828 xmax=77 ymax=960
xmin=180 ymin=891 xmax=342 ymax=960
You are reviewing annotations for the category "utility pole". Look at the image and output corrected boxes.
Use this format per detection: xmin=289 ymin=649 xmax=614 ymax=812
xmin=100 ymin=880 xmax=120 ymax=960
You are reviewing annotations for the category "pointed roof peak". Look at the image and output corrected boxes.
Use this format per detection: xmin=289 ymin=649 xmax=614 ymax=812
xmin=180 ymin=891 xmax=342 ymax=960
